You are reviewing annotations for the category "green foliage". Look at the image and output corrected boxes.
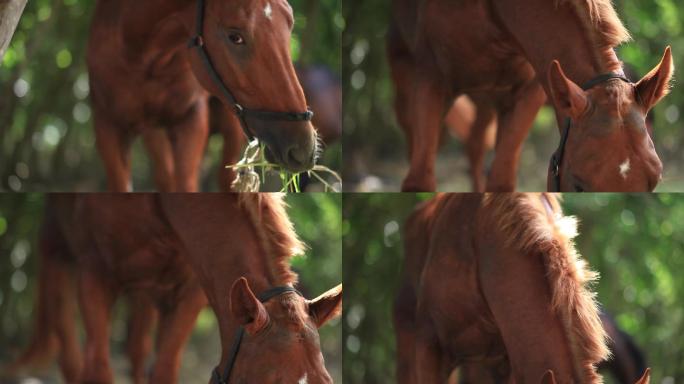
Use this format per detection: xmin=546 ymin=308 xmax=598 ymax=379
xmin=342 ymin=0 xmax=684 ymax=191
xmin=0 ymin=193 xmax=342 ymax=383
xmin=0 ymin=0 xmax=341 ymax=191
xmin=343 ymin=193 xmax=683 ymax=383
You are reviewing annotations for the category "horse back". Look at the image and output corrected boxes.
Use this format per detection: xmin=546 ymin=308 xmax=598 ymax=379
xmin=388 ymin=0 xmax=534 ymax=93
xmin=47 ymin=195 xmax=194 ymax=289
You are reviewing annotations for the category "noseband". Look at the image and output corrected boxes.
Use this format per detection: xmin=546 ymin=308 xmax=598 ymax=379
xmin=548 ymin=72 xmax=631 ymax=191
xmin=210 ymin=286 xmax=302 ymax=384
xmin=189 ymin=0 xmax=314 ymax=141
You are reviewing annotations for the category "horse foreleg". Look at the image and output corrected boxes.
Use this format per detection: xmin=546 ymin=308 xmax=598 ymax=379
xmin=414 ymin=316 xmax=449 ymax=384
xmin=149 ymin=283 xmax=207 ymax=384
xmin=401 ymin=76 xmax=448 ymax=192
xmin=394 ymin=282 xmax=418 ymax=384
xmin=466 ymin=98 xmax=496 ymax=192
xmin=142 ymin=128 xmax=176 ymax=192
xmin=485 ymin=80 xmax=545 ymax=191
xmin=211 ymin=98 xmax=244 ymax=191
xmin=171 ymin=100 xmax=209 ymax=192
xmin=94 ymin=114 xmax=133 ymax=192
xmin=78 ymin=271 xmax=117 ymax=384
xmin=388 ymin=34 xmax=444 ymax=192
xmin=126 ymin=294 xmax=158 ymax=384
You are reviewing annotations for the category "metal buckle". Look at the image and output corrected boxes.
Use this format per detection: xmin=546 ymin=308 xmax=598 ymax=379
xmin=189 ymin=35 xmax=205 ymax=48
xmin=234 ymin=103 xmax=244 ymax=116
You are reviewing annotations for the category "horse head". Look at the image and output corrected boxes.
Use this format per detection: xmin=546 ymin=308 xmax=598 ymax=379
xmin=547 ymin=47 xmax=673 ymax=192
xmin=225 ymin=277 xmax=342 ymax=383
xmin=188 ymin=0 xmax=318 ymax=172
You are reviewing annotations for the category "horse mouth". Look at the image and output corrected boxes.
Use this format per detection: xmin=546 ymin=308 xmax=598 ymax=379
xmin=264 ymin=145 xmax=316 ymax=173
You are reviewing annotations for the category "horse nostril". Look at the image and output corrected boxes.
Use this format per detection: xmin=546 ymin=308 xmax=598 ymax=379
xmin=286 ymin=145 xmax=313 ymax=170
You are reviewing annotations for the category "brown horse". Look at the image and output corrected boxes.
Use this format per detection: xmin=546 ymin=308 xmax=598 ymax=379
xmin=388 ymin=0 xmax=673 ymax=192
xmin=395 ymin=193 xmax=612 ymax=383
xmin=88 ymin=0 xmax=317 ymax=192
xmin=10 ymin=194 xmax=342 ymax=384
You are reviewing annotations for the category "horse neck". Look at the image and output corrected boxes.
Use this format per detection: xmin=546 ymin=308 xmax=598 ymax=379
xmin=492 ymin=0 xmax=623 ymax=89
xmin=210 ymin=199 xmax=296 ymax=371
xmin=479 ymin=243 xmax=582 ymax=382
xmin=479 ymin=194 xmax=604 ymax=383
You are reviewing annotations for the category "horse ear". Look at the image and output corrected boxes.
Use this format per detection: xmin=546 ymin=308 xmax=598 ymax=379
xmin=547 ymin=60 xmax=588 ymax=120
xmin=540 ymin=370 xmax=557 ymax=384
xmin=636 ymin=46 xmax=673 ymax=112
xmin=308 ymin=284 xmax=342 ymax=328
xmin=230 ymin=277 xmax=269 ymax=334
xmin=634 ymin=368 xmax=651 ymax=384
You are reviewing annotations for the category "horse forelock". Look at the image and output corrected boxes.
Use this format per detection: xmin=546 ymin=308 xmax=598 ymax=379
xmin=238 ymin=193 xmax=304 ymax=285
xmin=555 ymin=0 xmax=631 ymax=50
xmin=483 ymin=193 xmax=609 ymax=383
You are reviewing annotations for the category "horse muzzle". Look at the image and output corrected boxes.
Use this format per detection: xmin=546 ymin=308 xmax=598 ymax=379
xmin=249 ymin=118 xmax=318 ymax=173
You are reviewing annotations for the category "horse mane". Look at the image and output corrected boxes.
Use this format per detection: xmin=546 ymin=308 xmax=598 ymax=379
xmin=482 ymin=193 xmax=610 ymax=383
xmin=238 ymin=193 xmax=305 ymax=285
xmin=556 ymin=0 xmax=631 ymax=49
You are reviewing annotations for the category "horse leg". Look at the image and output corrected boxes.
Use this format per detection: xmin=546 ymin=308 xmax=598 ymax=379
xmin=211 ymin=98 xmax=244 ymax=191
xmin=400 ymin=75 xmax=448 ymax=192
xmin=94 ymin=114 xmax=133 ymax=192
xmin=126 ymin=294 xmax=158 ymax=384
xmin=171 ymin=100 xmax=209 ymax=192
xmin=388 ymin=29 xmax=445 ymax=192
xmin=149 ymin=284 xmax=207 ymax=384
xmin=79 ymin=271 xmax=117 ymax=384
xmin=414 ymin=316 xmax=449 ymax=384
xmin=466 ymin=100 xmax=496 ymax=192
xmin=393 ymin=282 xmax=418 ymax=384
xmin=485 ymin=80 xmax=545 ymax=191
xmin=142 ymin=128 xmax=176 ymax=192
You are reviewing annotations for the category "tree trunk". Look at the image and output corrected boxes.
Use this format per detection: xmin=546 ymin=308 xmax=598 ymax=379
xmin=0 ymin=0 xmax=27 ymax=59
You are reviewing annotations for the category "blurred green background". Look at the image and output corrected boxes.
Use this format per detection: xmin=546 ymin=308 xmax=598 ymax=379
xmin=0 ymin=193 xmax=342 ymax=383
xmin=0 ymin=0 xmax=342 ymax=192
xmin=342 ymin=0 xmax=684 ymax=192
xmin=343 ymin=193 xmax=684 ymax=383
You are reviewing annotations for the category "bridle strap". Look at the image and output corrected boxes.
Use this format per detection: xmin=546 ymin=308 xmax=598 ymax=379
xmin=188 ymin=0 xmax=313 ymax=141
xmin=210 ymin=285 xmax=302 ymax=384
xmin=548 ymin=72 xmax=631 ymax=191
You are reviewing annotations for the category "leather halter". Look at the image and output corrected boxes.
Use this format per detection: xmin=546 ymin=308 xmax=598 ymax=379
xmin=189 ymin=0 xmax=314 ymax=141
xmin=210 ymin=286 xmax=302 ymax=384
xmin=548 ymin=72 xmax=631 ymax=191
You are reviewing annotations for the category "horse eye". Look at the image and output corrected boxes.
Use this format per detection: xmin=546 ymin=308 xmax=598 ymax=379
xmin=228 ymin=33 xmax=245 ymax=45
